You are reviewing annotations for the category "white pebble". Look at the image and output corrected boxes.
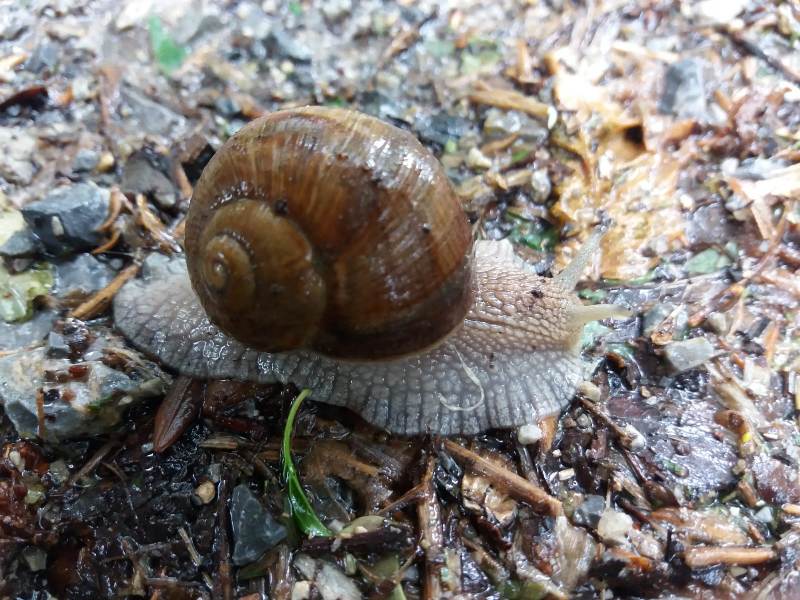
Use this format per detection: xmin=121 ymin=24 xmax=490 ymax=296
xmin=517 ymin=423 xmax=543 ymax=444
xmin=466 ymin=147 xmax=492 ymax=170
xmin=597 ymin=509 xmax=633 ymax=545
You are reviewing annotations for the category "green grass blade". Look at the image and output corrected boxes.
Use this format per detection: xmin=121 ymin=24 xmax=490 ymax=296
xmin=281 ymin=389 xmax=331 ymax=538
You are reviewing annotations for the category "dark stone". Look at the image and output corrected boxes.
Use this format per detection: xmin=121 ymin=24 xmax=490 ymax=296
xmin=0 ymin=341 xmax=168 ymax=441
xmin=121 ymin=148 xmax=176 ymax=209
xmin=47 ymin=331 xmax=70 ymax=358
xmin=178 ymin=134 xmax=215 ymax=184
xmin=0 ymin=227 xmax=42 ymax=258
xmin=120 ymin=86 xmax=186 ymax=138
xmin=54 ymin=254 xmax=116 ymax=298
xmin=24 ymin=42 xmax=59 ymax=74
xmin=267 ymin=27 xmax=312 ymax=63
xmin=659 ymin=59 xmax=709 ymax=121
xmin=572 ymin=494 xmax=605 ymax=528
xmin=359 ymin=91 xmax=410 ymax=126
xmin=214 ymin=96 xmax=241 ymax=117
xmin=686 ymin=203 xmax=733 ymax=246
xmin=415 ymin=111 xmax=473 ymax=147
xmin=230 ymin=484 xmax=287 ymax=565
xmin=0 ymin=309 xmax=54 ymax=351
xmin=71 ymin=149 xmax=100 ymax=173
xmin=21 ymin=183 xmax=110 ymax=255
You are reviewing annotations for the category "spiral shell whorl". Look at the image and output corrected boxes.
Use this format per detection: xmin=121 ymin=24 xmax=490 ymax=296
xmin=185 ymin=106 xmax=473 ymax=359
xmin=189 ymin=199 xmax=326 ymax=351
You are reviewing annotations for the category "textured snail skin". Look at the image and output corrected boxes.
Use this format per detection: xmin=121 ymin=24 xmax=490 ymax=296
xmin=112 ymin=106 xmax=629 ymax=435
xmin=113 ymin=236 xmax=627 ymax=435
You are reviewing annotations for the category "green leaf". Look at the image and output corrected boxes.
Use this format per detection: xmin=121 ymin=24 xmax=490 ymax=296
xmin=580 ymin=321 xmax=612 ymax=350
xmin=425 ymin=39 xmax=455 ymax=58
xmin=148 ymin=16 xmax=186 ymax=74
xmin=288 ymin=1 xmax=304 ymax=17
xmin=511 ymin=148 xmax=530 ymax=163
xmin=500 ymin=580 xmax=549 ymax=600
xmin=601 ymin=268 xmax=658 ymax=287
xmin=282 ymin=389 xmax=331 ymax=538
xmin=0 ymin=263 xmax=53 ymax=323
xmin=684 ymin=248 xmax=731 ymax=276
xmin=506 ymin=215 xmax=558 ymax=252
xmin=324 ymin=97 xmax=347 ymax=108
xmin=578 ymin=288 xmax=607 ymax=303
xmin=443 ymin=139 xmax=458 ymax=154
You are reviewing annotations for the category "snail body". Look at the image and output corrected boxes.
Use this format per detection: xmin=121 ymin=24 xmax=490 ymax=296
xmin=113 ymin=107 xmax=627 ymax=435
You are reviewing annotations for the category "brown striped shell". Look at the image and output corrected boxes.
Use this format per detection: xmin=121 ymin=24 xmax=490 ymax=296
xmin=185 ymin=107 xmax=473 ymax=360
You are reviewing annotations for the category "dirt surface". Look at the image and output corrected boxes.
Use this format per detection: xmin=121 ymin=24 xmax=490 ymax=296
xmin=1 ymin=1 xmax=799 ymax=598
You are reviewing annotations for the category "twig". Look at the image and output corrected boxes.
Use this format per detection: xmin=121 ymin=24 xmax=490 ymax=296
xmin=69 ymin=261 xmax=141 ymax=320
xmin=178 ymin=526 xmax=203 ymax=568
xmin=443 ymin=440 xmax=562 ymax=516
xmin=97 ymin=187 xmax=126 ymax=232
xmin=301 ymin=521 xmax=414 ymax=556
xmin=35 ymin=389 xmax=46 ymax=439
xmin=91 ymin=228 xmax=121 ymax=255
xmin=63 ymin=440 xmax=120 ymax=489
xmin=719 ymin=26 xmax=800 ymax=86
xmin=684 ymin=545 xmax=777 ymax=569
xmin=468 ymin=81 xmax=551 ymax=120
xmin=378 ymin=481 xmax=427 ymax=515
xmin=214 ymin=478 xmax=234 ymax=600
xmin=418 ymin=456 xmax=444 ymax=600
xmin=375 ymin=10 xmax=436 ymax=71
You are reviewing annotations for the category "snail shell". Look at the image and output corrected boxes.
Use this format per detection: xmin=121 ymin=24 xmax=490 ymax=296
xmin=186 ymin=107 xmax=472 ymax=359
xmin=113 ymin=107 xmax=628 ymax=435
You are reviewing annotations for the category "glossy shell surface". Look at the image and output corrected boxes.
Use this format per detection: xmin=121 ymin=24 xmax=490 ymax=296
xmin=185 ymin=107 xmax=473 ymax=359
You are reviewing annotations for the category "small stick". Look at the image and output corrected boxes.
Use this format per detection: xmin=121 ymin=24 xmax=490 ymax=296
xmin=719 ymin=26 xmax=800 ymax=86
xmin=69 ymin=262 xmax=140 ymax=320
xmin=178 ymin=526 xmax=203 ymax=567
xmin=378 ymin=481 xmax=427 ymax=515
xmin=782 ymin=503 xmax=800 ymax=517
xmin=418 ymin=456 xmax=444 ymax=600
xmin=35 ymin=389 xmax=46 ymax=439
xmin=91 ymin=228 xmax=121 ymax=255
xmin=443 ymin=440 xmax=562 ymax=516
xmin=468 ymin=81 xmax=550 ymax=119
xmin=97 ymin=187 xmax=125 ymax=232
xmin=684 ymin=545 xmax=777 ymax=569
xmin=63 ymin=440 xmax=119 ymax=489
xmin=170 ymin=216 xmax=187 ymax=242
xmin=214 ymin=478 xmax=234 ymax=600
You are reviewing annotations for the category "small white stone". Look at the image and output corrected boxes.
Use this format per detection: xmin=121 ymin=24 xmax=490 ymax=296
xmin=621 ymin=424 xmax=646 ymax=452
xmin=195 ymin=481 xmax=216 ymax=504
xmin=578 ymin=381 xmax=602 ymax=402
xmin=694 ymin=0 xmax=747 ymax=24
xmin=517 ymin=423 xmax=543 ymax=444
xmin=754 ymin=506 xmax=773 ymax=523
xmin=467 ymin=147 xmax=492 ymax=170
xmin=291 ymin=581 xmax=311 ymax=600
xmin=558 ymin=468 xmax=575 ymax=481
xmin=50 ymin=215 xmax=65 ymax=238
xmin=8 ymin=450 xmax=23 ymax=471
xmin=597 ymin=509 xmax=633 ymax=545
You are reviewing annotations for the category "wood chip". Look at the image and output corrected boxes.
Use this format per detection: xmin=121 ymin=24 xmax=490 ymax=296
xmin=684 ymin=545 xmax=777 ymax=569
xmin=68 ymin=262 xmax=140 ymax=320
xmin=468 ymin=81 xmax=550 ymax=119
xmin=443 ymin=439 xmax=562 ymax=516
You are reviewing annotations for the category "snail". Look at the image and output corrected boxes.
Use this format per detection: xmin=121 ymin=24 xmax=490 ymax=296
xmin=113 ymin=106 xmax=629 ymax=435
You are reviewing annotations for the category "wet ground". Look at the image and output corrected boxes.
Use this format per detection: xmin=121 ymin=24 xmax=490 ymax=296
xmin=1 ymin=0 xmax=799 ymax=598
